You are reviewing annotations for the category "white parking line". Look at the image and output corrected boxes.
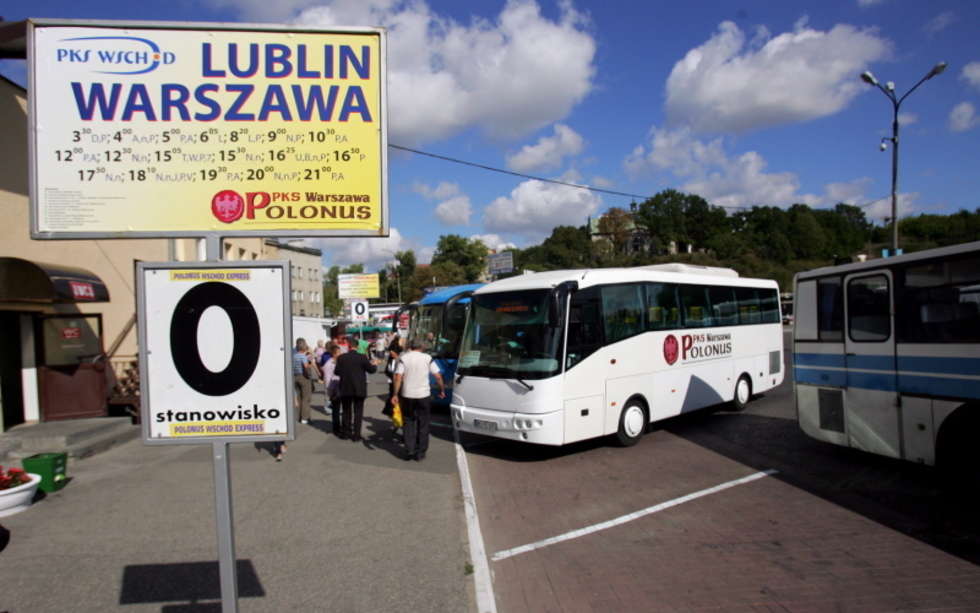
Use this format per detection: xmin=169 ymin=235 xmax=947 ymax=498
xmin=452 ymin=425 xmax=498 ymax=613
xmin=491 ymin=469 xmax=778 ymax=562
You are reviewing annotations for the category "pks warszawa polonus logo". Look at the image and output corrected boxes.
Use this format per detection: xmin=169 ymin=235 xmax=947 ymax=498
xmin=211 ymin=190 xmax=245 ymax=223
xmin=663 ymin=334 xmax=679 ymax=365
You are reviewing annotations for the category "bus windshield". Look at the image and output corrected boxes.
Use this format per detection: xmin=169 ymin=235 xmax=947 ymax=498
xmin=457 ymin=289 xmax=563 ymax=379
xmin=411 ymin=304 xmax=444 ymax=353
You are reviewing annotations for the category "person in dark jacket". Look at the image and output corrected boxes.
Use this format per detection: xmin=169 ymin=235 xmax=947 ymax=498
xmin=333 ymin=349 xmax=378 ymax=441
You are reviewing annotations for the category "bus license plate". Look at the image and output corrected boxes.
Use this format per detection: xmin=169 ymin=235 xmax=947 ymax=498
xmin=473 ymin=419 xmax=497 ymax=432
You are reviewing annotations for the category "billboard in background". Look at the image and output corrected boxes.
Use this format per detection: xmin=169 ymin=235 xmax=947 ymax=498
xmin=488 ymin=251 xmax=514 ymax=274
xmin=337 ymin=273 xmax=379 ymax=299
xmin=29 ymin=20 xmax=388 ymax=238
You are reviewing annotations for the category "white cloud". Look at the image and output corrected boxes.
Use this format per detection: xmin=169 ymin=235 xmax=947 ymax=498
xmin=506 ymin=124 xmax=585 ymax=172
xmin=413 ymin=181 xmax=460 ymax=200
xmin=949 ymin=102 xmax=980 ymax=132
xmin=961 ymin=62 xmax=980 ymax=91
xmin=591 ymin=176 xmax=614 ymax=188
xmin=864 ymin=192 xmax=918 ymax=223
xmin=483 ymin=171 xmax=602 ymax=240
xmin=898 ymin=112 xmax=918 ymax=126
xmin=470 ymin=233 xmax=517 ymax=252
xmin=313 ymin=226 xmax=416 ymax=271
xmin=857 ymin=0 xmax=884 ymax=7
xmin=414 ymin=181 xmax=472 ymax=225
xmin=824 ymin=178 xmax=874 ymax=204
xmin=924 ymin=11 xmax=956 ymax=35
xmin=665 ymin=20 xmax=891 ymax=133
xmin=434 ymin=197 xmax=473 ymax=225
xmin=289 ymin=0 xmax=596 ymax=144
xmin=623 ymin=126 xmax=886 ymax=209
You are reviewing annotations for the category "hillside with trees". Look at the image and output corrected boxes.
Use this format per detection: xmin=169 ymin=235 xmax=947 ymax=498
xmin=327 ymin=188 xmax=980 ymax=310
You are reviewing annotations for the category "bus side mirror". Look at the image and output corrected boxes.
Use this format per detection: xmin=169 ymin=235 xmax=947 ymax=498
xmin=548 ymin=292 xmax=561 ymax=327
xmin=549 ymin=281 xmax=577 ymax=328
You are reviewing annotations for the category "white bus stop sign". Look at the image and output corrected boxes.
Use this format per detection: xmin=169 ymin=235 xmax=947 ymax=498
xmin=350 ymin=299 xmax=369 ymax=322
xmin=137 ymin=261 xmax=293 ymax=444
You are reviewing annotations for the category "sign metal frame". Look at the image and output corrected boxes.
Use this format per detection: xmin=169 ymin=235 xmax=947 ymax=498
xmin=136 ymin=259 xmax=294 ymax=446
xmin=27 ymin=18 xmax=389 ymax=240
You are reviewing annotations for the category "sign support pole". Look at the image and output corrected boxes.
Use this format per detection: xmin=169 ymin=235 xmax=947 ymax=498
xmin=212 ymin=440 xmax=239 ymax=613
xmin=205 ymin=233 xmax=239 ymax=613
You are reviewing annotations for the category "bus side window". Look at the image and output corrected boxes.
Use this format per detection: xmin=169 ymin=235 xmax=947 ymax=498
xmin=847 ymin=275 xmax=890 ymax=342
xmin=709 ymin=287 xmax=738 ymax=326
xmin=679 ymin=284 xmax=713 ymax=328
xmin=817 ymin=277 xmax=844 ymax=341
xmin=900 ymin=255 xmax=980 ymax=342
xmin=566 ymin=286 xmax=603 ymax=370
xmin=735 ymin=287 xmax=761 ymax=324
xmin=760 ymin=289 xmax=780 ymax=324
xmin=601 ymin=284 xmax=644 ymax=343
xmin=645 ymin=283 xmax=679 ymax=330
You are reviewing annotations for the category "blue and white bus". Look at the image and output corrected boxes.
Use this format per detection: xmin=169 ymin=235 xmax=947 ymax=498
xmin=793 ymin=241 xmax=980 ymax=472
xmin=451 ymin=265 xmax=784 ymax=445
xmin=408 ymin=284 xmax=484 ymax=408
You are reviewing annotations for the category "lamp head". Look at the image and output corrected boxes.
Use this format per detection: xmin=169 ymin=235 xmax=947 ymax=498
xmin=861 ymin=70 xmax=878 ymax=86
xmin=886 ymin=81 xmax=895 ymax=91
xmin=927 ymin=62 xmax=948 ymax=79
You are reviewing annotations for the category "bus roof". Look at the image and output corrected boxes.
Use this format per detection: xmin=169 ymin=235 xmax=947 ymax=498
xmin=418 ymin=283 xmax=485 ymax=305
xmin=795 ymin=240 xmax=980 ymax=281
xmin=473 ymin=265 xmax=777 ymax=294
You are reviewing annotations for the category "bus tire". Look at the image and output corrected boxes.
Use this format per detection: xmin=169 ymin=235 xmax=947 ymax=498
xmin=616 ymin=400 xmax=647 ymax=447
xmin=731 ymin=375 xmax=752 ymax=411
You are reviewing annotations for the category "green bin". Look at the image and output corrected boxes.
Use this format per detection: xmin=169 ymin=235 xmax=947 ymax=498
xmin=22 ymin=452 xmax=68 ymax=493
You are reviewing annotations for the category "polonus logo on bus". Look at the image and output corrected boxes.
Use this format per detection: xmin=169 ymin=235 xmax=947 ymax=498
xmin=664 ymin=333 xmax=733 ymax=364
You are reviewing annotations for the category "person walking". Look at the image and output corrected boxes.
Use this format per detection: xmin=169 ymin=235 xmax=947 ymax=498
xmin=393 ymin=338 xmax=445 ymax=461
xmin=334 ymin=345 xmax=378 ymax=441
xmin=383 ymin=342 xmax=402 ymax=418
xmin=320 ymin=344 xmax=342 ymax=436
xmin=293 ymin=338 xmax=316 ymax=425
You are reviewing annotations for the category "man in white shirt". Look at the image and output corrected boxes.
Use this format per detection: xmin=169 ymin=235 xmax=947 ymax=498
xmin=393 ymin=338 xmax=445 ymax=461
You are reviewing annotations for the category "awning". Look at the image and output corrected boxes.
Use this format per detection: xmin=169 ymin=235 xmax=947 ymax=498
xmin=0 ymin=257 xmax=110 ymax=303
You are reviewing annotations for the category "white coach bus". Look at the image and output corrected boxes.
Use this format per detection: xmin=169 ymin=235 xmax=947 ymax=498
xmin=793 ymin=241 xmax=980 ymax=471
xmin=451 ymin=264 xmax=785 ymax=446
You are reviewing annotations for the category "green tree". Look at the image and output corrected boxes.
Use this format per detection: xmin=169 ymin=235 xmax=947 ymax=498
xmin=788 ymin=204 xmax=828 ymax=260
xmin=597 ymin=207 xmax=634 ymax=257
xmin=635 ymin=189 xmax=686 ymax=249
xmin=431 ymin=235 xmax=488 ymax=282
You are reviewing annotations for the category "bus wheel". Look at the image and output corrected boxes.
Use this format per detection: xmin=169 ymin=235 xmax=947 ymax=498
xmin=731 ymin=375 xmax=752 ymax=411
xmin=616 ymin=401 xmax=647 ymax=446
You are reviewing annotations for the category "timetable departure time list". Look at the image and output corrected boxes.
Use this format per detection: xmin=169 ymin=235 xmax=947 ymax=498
xmin=30 ymin=22 xmax=387 ymax=236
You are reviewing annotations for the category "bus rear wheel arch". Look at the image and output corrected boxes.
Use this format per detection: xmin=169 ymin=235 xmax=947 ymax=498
xmin=936 ymin=405 xmax=980 ymax=491
xmin=616 ymin=398 xmax=648 ymax=446
xmin=731 ymin=374 xmax=752 ymax=411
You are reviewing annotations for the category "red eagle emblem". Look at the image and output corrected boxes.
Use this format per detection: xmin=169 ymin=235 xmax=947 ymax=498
xmin=663 ymin=334 xmax=679 ymax=365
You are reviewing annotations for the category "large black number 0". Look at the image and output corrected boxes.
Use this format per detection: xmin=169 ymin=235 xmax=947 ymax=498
xmin=170 ymin=282 xmax=261 ymax=396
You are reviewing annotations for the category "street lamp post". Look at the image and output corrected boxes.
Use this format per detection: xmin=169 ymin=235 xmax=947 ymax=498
xmin=861 ymin=62 xmax=946 ymax=256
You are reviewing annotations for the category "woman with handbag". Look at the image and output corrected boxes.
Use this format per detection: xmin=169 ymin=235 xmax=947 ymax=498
xmin=292 ymin=338 xmax=316 ymax=426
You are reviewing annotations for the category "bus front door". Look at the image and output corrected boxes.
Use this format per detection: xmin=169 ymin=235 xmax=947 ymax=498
xmin=843 ymin=270 xmax=900 ymax=458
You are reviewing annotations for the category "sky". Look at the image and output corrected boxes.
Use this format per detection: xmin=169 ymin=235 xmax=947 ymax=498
xmin=2 ymin=0 xmax=979 ymax=273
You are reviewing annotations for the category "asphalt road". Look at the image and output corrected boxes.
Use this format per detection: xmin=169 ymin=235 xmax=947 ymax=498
xmin=460 ymin=330 xmax=980 ymax=612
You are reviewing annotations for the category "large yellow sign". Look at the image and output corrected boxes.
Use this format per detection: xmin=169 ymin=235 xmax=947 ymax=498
xmin=29 ymin=20 xmax=387 ymax=237
xmin=338 ymin=273 xmax=379 ymax=299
